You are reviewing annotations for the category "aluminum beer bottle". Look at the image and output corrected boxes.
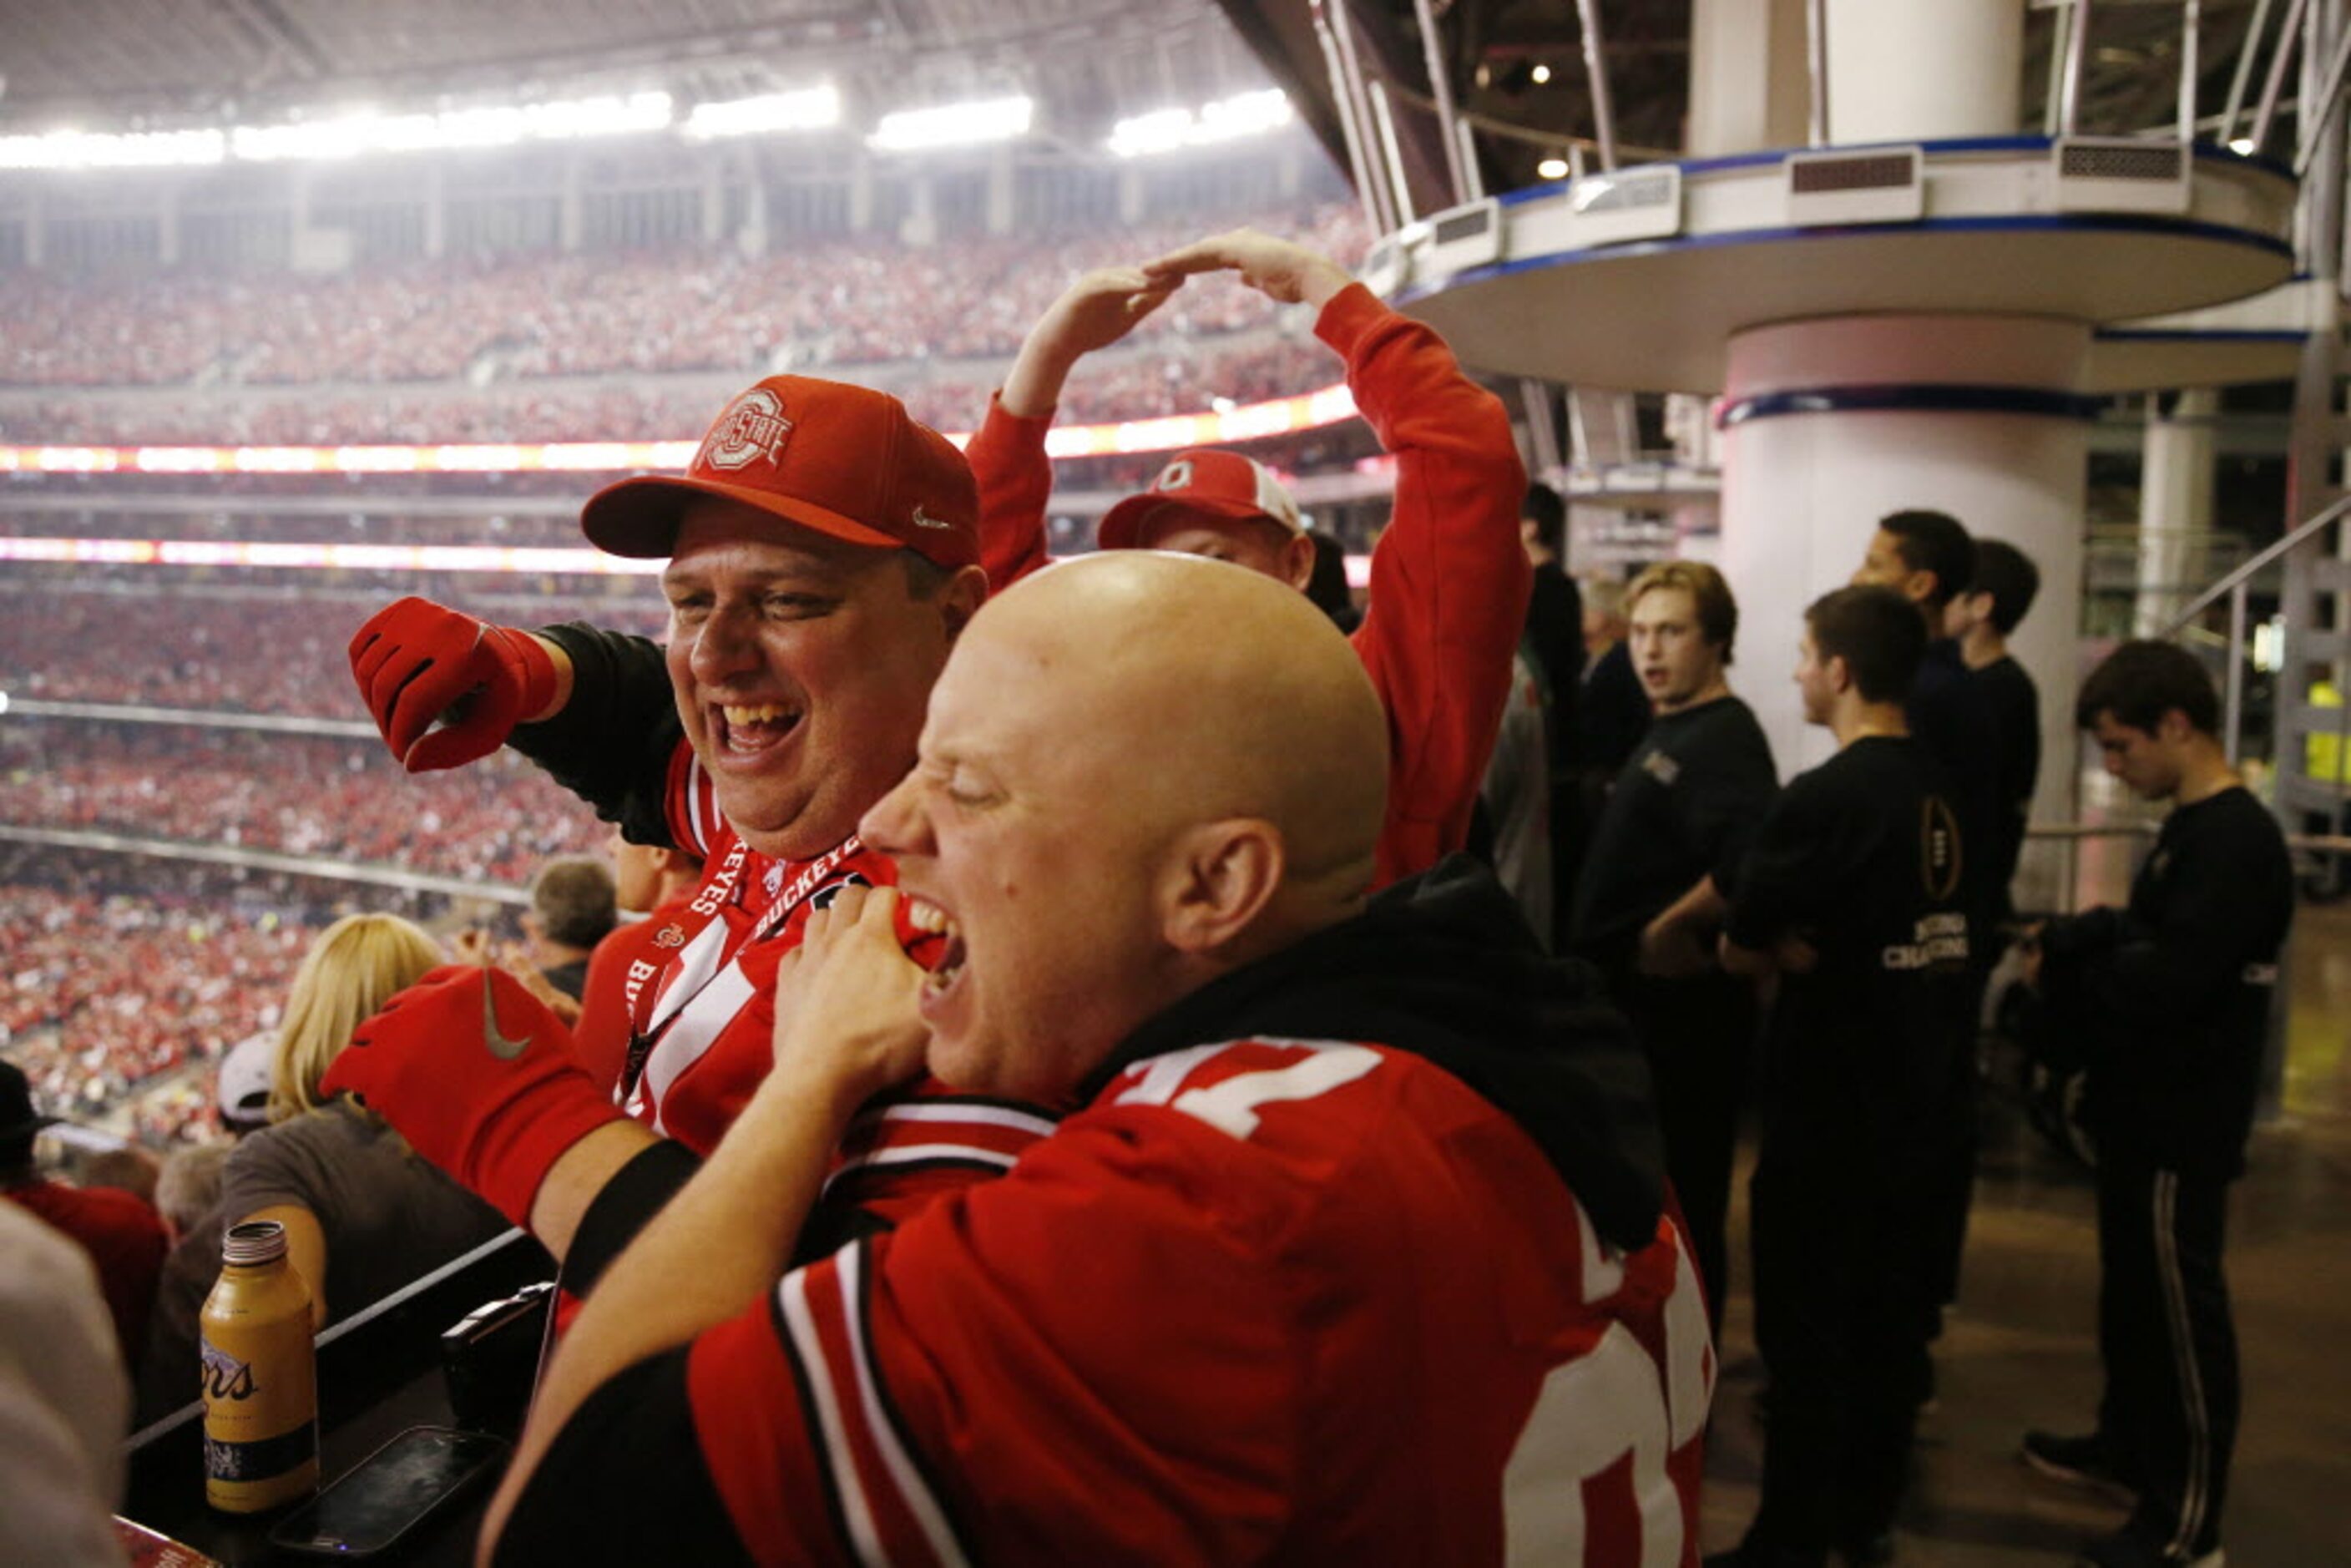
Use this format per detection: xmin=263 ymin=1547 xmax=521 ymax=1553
xmin=200 ymin=1218 xmax=319 ymax=1511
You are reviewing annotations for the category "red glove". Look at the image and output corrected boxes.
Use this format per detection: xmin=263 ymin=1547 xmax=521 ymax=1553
xmin=349 ymin=596 xmax=560 ymax=772
xmin=322 ymin=965 xmax=623 ymax=1228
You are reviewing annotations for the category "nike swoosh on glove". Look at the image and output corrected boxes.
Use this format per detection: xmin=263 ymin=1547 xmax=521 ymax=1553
xmin=349 ymin=596 xmax=560 ymax=772
xmin=322 ymin=964 xmax=623 ymax=1228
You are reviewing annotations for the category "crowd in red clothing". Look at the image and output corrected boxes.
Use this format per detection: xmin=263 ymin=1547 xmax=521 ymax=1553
xmin=0 ymin=883 xmax=316 ymax=1140
xmin=0 ymin=589 xmax=665 ymax=715
xmin=0 ymin=205 xmax=1368 ymax=396
xmin=4 ymin=334 xmax=1332 ymax=448
xmin=4 ymin=723 xmax=609 ymax=883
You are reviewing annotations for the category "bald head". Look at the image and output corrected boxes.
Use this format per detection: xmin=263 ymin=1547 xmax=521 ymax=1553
xmin=970 ymin=551 xmax=1386 ymax=907
xmin=862 ymin=551 xmax=1391 ymax=1097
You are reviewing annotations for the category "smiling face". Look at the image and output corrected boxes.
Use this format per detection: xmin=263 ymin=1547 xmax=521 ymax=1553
xmin=1627 ymin=584 xmax=1724 ymax=715
xmin=661 ymin=499 xmax=976 ymax=862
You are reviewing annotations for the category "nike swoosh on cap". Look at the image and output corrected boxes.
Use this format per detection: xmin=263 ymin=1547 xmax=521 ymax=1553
xmin=483 ymin=979 xmax=533 ymax=1061
xmin=910 ymin=504 xmax=952 ymax=530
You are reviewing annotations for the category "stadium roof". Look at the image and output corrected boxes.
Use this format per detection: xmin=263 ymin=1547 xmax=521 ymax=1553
xmin=0 ymin=0 xmax=2278 ymax=187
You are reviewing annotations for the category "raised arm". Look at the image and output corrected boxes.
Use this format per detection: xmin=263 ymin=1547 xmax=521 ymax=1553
xmin=968 ymin=268 xmax=1182 ymax=590
xmin=1145 ymin=230 xmax=1531 ymax=883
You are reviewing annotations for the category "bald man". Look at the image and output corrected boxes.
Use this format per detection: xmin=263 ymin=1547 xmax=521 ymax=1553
xmin=483 ymin=554 xmax=1711 ymax=1568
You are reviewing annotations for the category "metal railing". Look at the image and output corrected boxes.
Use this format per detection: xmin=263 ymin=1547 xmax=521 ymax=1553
xmin=2158 ymin=490 xmax=2351 ymax=764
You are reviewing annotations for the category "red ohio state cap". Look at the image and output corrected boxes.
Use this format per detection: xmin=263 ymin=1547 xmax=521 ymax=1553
xmin=582 ymin=376 xmax=978 ymax=569
xmin=1095 ymin=448 xmax=1305 ymax=552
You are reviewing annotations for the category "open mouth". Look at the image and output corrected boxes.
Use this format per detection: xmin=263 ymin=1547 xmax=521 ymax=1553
xmin=715 ymin=702 xmax=805 ymax=759
xmin=904 ymin=893 xmax=967 ymax=999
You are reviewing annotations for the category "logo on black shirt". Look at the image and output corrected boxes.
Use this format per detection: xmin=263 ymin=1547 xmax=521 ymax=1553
xmin=1919 ymin=796 xmax=1963 ymax=903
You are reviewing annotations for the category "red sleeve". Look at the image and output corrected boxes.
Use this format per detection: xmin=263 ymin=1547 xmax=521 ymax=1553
xmin=1318 ymin=283 xmax=1532 ymax=887
xmin=685 ymin=1133 xmax=1301 ymax=1568
xmin=661 ymin=738 xmax=721 ymax=860
xmin=964 ymin=393 xmax=1056 ymax=591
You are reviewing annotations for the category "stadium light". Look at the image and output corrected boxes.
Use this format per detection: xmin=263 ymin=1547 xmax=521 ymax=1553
xmin=1537 ymin=156 xmax=1570 ymax=180
xmin=230 ymin=92 xmax=674 ymax=161
xmin=1107 ymin=90 xmax=1292 ymax=158
xmin=870 ymin=95 xmax=1033 ymax=152
xmin=0 ymin=128 xmax=226 ymax=169
xmin=685 ymin=87 xmax=841 ymax=140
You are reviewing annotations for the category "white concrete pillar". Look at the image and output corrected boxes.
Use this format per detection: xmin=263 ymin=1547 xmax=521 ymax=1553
xmin=738 ymin=179 xmax=770 ymax=257
xmin=986 ymin=145 xmax=1015 ymax=236
xmin=423 ymin=165 xmax=446 ymax=260
xmin=849 ymin=159 xmax=875 ymax=234
xmin=900 ymin=176 xmax=937 ymax=248
xmin=1717 ymin=315 xmax=2091 ymax=911
xmin=701 ymin=164 xmax=726 ymax=245
xmin=2135 ymin=389 xmax=2218 ymax=636
xmin=559 ymin=159 xmax=584 ymax=252
xmin=1687 ymin=0 xmax=1812 ymax=155
xmin=1823 ymin=0 xmax=2025 ymax=144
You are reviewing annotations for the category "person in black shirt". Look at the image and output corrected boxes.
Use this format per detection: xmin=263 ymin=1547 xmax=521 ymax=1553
xmin=1569 ymin=559 xmax=1776 ymax=1335
xmin=1519 ymin=483 xmax=1586 ymax=933
xmin=1853 ymin=508 xmax=2003 ymax=1346
xmin=1945 ymin=538 xmax=2043 ymax=923
xmin=1709 ymin=586 xmax=1969 ymax=1568
xmin=2020 ymin=641 xmax=2293 ymax=1568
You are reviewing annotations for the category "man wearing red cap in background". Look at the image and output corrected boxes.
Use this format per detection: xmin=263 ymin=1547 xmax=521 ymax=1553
xmin=331 ymin=377 xmax=1055 ymax=1290
xmin=968 ymin=227 xmax=1530 ymax=887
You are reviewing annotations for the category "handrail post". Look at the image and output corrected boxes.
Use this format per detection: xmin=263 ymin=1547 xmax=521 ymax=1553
xmin=1573 ymin=0 xmax=1620 ymax=170
xmin=2222 ymin=0 xmax=2279 ymax=142
xmin=2292 ymin=7 xmax=2351 ymax=175
xmin=1807 ymin=0 xmax=1831 ymax=147
xmin=1317 ymin=0 xmax=1399 ymax=235
xmin=2181 ymin=0 xmax=2204 ymax=142
xmin=1316 ymin=0 xmax=1382 ymax=235
xmin=2249 ymin=0 xmax=2313 ymax=152
xmin=1408 ymin=0 xmax=1473 ymax=204
xmin=2060 ymin=0 xmax=2096 ymax=134
xmin=2227 ymin=581 xmax=2249 ymax=766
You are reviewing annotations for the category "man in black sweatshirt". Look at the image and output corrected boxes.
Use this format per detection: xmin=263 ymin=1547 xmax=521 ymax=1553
xmin=2020 ymin=641 xmax=2294 ymax=1568
xmin=1709 ymin=585 xmax=1969 ymax=1568
xmin=1570 ymin=559 xmax=1777 ymax=1337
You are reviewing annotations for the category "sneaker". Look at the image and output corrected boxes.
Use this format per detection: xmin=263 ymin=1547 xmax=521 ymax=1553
xmin=2021 ymin=1429 xmax=2137 ymax=1504
xmin=2075 ymin=1521 xmax=2223 ymax=1567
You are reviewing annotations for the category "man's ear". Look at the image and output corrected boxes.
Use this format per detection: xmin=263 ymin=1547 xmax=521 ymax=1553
xmin=2157 ymin=706 xmax=2196 ymax=746
xmin=1281 ymin=532 xmax=1317 ymax=593
xmin=1160 ymin=818 xmax=1287 ymax=955
xmin=1827 ymin=651 xmax=1856 ymax=698
xmin=938 ymin=564 xmax=989 ymax=640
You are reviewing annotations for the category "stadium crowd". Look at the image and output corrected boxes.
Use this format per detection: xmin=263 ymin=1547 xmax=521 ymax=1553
xmin=0 ymin=883 xmax=313 ymax=1138
xmin=3 ymin=724 xmax=607 ymax=882
xmin=3 ymin=334 xmax=1331 ymax=447
xmin=0 ymin=591 xmax=660 ymax=715
xmin=0 ymin=204 xmax=1366 ymax=395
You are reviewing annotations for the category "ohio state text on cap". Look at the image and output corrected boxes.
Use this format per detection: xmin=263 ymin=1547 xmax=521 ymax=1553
xmin=1095 ymin=448 xmax=1304 ymax=552
xmin=582 ymin=375 xmax=978 ymax=569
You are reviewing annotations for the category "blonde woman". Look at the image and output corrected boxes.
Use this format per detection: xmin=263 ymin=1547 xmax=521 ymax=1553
xmin=219 ymin=914 xmax=507 ymax=1329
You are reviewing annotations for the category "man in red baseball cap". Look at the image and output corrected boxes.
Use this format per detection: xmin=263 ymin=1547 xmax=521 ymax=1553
xmin=968 ymin=227 xmax=1531 ymax=888
xmin=332 ymin=377 xmax=1053 ymax=1285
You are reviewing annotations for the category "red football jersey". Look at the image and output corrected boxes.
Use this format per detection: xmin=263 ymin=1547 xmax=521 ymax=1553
xmin=682 ymin=1037 xmax=1712 ymax=1565
xmin=625 ymin=745 xmax=1057 ymax=1219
